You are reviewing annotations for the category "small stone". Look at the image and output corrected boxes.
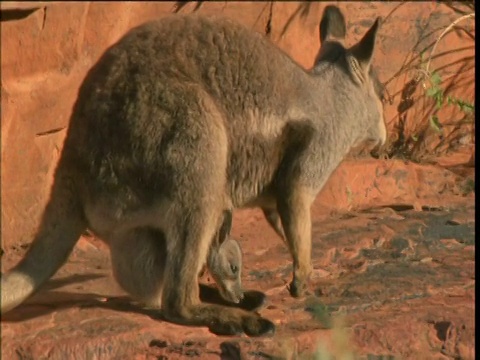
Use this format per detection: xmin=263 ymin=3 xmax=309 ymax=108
xmin=149 ymin=340 xmax=168 ymax=348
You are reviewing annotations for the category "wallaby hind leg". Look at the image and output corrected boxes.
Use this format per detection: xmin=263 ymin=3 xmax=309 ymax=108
xmin=273 ymin=121 xmax=317 ymax=298
xmin=1 ymin=156 xmax=87 ymax=313
xmin=158 ymin=116 xmax=273 ymax=335
xmin=160 ymin=201 xmax=274 ymax=336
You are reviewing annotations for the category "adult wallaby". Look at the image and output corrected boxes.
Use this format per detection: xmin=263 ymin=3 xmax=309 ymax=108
xmin=111 ymin=210 xmax=245 ymax=306
xmin=1 ymin=5 xmax=386 ymax=336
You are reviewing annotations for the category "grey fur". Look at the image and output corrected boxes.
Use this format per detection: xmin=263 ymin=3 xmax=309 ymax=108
xmin=111 ymin=210 xmax=244 ymax=306
xmin=207 ymin=237 xmax=244 ymax=304
xmin=206 ymin=209 xmax=244 ymax=304
xmin=1 ymin=7 xmax=385 ymax=337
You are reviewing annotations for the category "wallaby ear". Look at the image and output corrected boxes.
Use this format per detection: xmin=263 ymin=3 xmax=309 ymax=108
xmin=349 ymin=17 xmax=381 ymax=73
xmin=319 ymin=5 xmax=346 ymax=44
xmin=220 ymin=238 xmax=241 ymax=252
xmin=217 ymin=209 xmax=233 ymax=245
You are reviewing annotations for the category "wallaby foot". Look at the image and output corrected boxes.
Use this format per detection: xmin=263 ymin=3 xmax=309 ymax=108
xmin=288 ymin=278 xmax=309 ymax=298
xmin=236 ymin=290 xmax=267 ymax=311
xmin=162 ymin=302 xmax=275 ymax=336
xmin=199 ymin=284 xmax=266 ymax=311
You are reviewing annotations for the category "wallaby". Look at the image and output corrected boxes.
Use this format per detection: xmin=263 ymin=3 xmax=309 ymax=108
xmin=111 ymin=210 xmax=244 ymax=306
xmin=1 ymin=6 xmax=386 ymax=337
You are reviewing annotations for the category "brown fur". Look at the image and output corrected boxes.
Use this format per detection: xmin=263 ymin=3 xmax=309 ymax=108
xmin=1 ymin=7 xmax=386 ymax=337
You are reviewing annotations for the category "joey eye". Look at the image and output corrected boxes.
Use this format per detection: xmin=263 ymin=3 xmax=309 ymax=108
xmin=230 ymin=264 xmax=238 ymax=274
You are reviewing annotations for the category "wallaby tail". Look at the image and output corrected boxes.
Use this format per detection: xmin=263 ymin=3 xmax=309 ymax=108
xmin=1 ymin=160 xmax=86 ymax=314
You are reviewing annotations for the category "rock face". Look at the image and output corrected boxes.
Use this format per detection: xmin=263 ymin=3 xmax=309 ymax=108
xmin=1 ymin=2 xmax=475 ymax=359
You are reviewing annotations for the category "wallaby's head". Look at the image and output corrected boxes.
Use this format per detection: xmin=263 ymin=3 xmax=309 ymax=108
xmin=314 ymin=5 xmax=387 ymax=149
xmin=207 ymin=237 xmax=244 ymax=304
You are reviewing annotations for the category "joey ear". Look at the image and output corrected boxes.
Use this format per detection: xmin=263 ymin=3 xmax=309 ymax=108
xmin=217 ymin=209 xmax=233 ymax=245
xmin=218 ymin=238 xmax=242 ymax=260
xmin=349 ymin=17 xmax=381 ymax=72
xmin=319 ymin=5 xmax=347 ymax=44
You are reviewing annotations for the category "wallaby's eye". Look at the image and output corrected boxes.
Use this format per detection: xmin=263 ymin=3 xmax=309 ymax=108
xmin=230 ymin=264 xmax=238 ymax=274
